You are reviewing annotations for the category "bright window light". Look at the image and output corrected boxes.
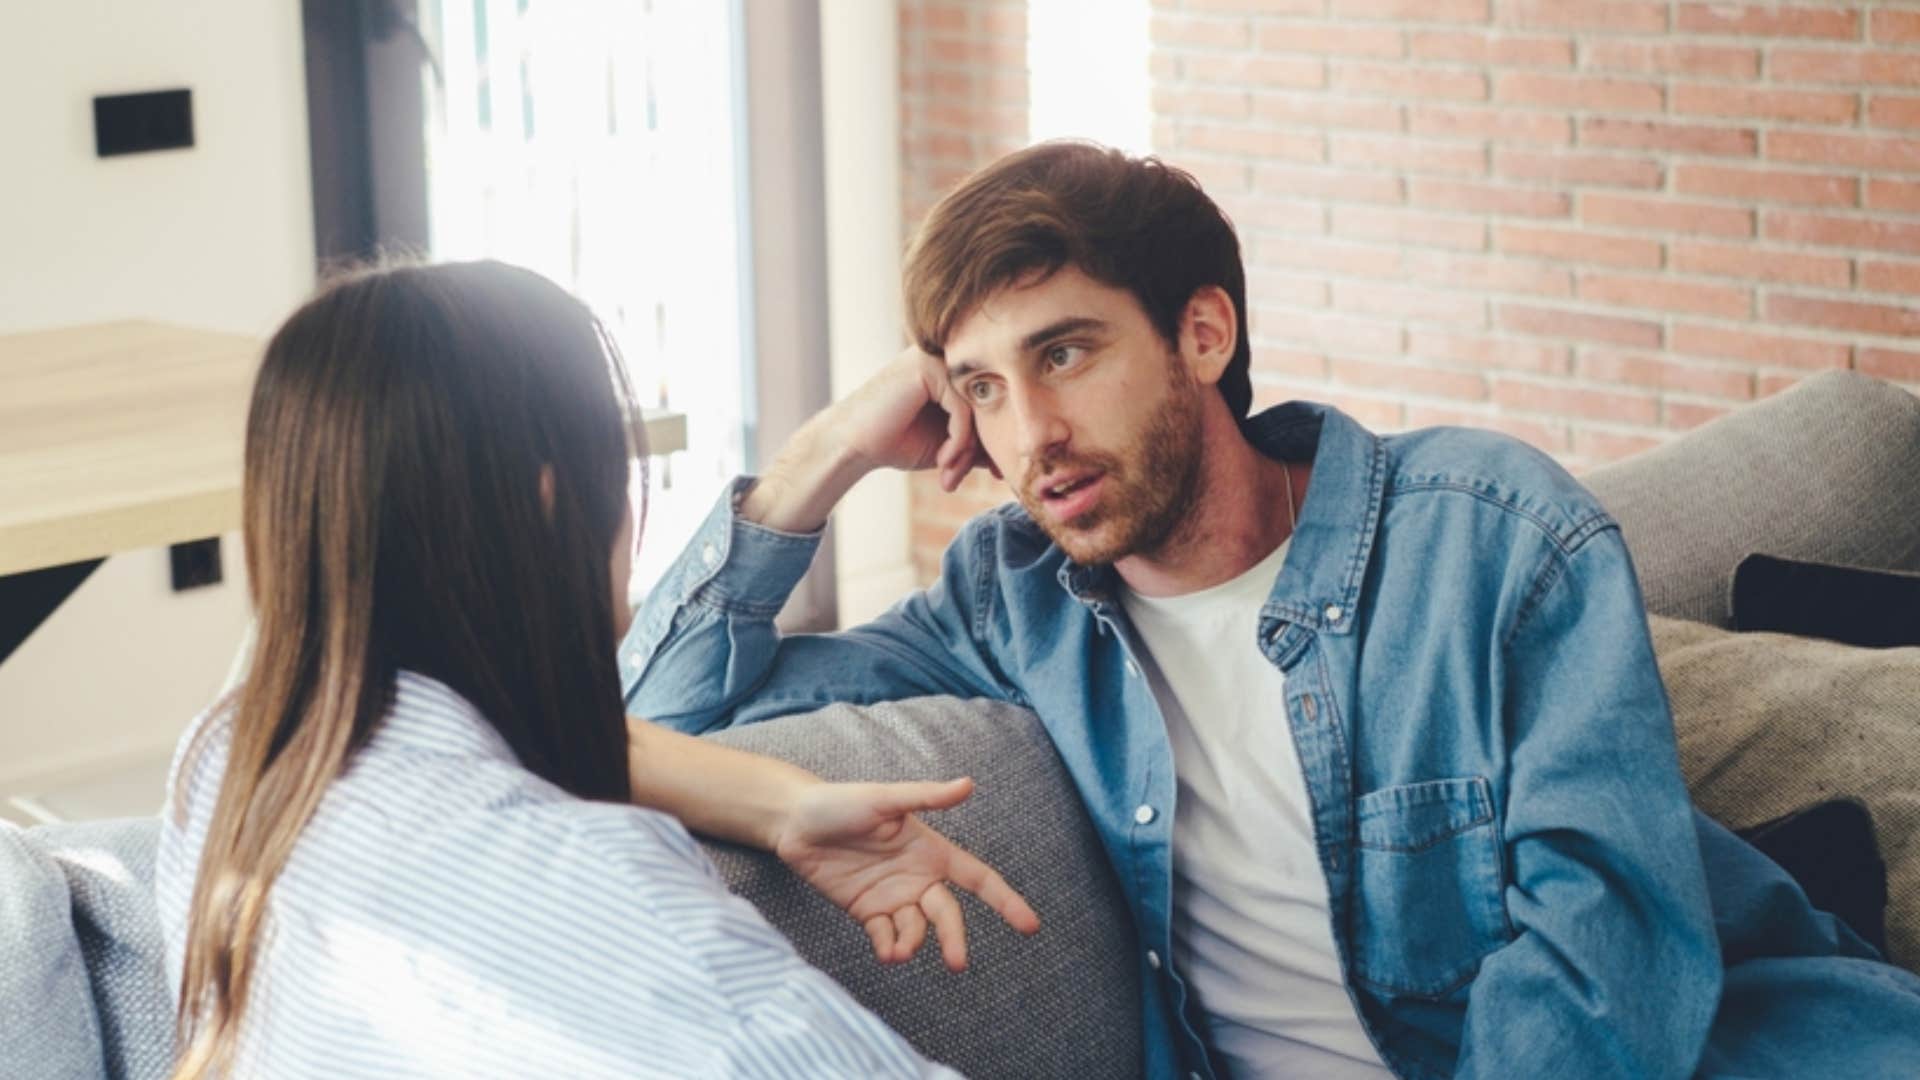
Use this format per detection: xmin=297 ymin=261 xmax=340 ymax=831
xmin=1027 ymin=0 xmax=1151 ymax=154
xmin=419 ymin=0 xmax=749 ymax=595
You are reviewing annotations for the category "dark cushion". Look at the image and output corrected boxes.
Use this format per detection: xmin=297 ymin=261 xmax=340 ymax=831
xmin=1733 ymin=554 xmax=1920 ymax=649
xmin=1652 ymin=614 xmax=1920 ymax=974
xmin=1738 ymin=800 xmax=1889 ymax=955
xmin=703 ymin=697 xmax=1143 ymax=1080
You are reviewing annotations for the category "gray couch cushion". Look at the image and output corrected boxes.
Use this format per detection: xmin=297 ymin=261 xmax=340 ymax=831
xmin=1587 ymin=371 xmax=1920 ymax=626
xmin=35 ymin=818 xmax=173 ymax=1080
xmin=6 ymin=701 xmax=1135 ymax=1080
xmin=1652 ymin=615 xmax=1920 ymax=974
xmin=1 ymin=821 xmax=108 ymax=1080
xmin=704 ymin=697 xmax=1143 ymax=1080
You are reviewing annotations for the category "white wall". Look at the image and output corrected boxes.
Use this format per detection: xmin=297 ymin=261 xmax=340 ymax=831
xmin=821 ymin=1 xmax=916 ymax=626
xmin=0 ymin=1 xmax=314 ymax=797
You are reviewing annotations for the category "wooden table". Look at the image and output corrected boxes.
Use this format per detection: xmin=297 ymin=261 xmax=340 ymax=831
xmin=1 ymin=322 xmax=261 ymax=577
xmin=0 ymin=320 xmax=687 ymax=577
xmin=0 ymin=321 xmax=686 ymax=661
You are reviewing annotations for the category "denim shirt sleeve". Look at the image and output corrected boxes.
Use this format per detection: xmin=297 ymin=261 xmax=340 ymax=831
xmin=1454 ymin=524 xmax=1721 ymax=1080
xmin=622 ymin=478 xmax=1015 ymax=733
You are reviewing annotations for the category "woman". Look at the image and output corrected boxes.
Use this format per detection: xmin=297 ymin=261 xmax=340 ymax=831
xmin=155 ymin=261 xmax=1038 ymax=1078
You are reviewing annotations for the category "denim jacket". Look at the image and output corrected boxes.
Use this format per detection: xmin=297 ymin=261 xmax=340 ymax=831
xmin=623 ymin=402 xmax=1911 ymax=1079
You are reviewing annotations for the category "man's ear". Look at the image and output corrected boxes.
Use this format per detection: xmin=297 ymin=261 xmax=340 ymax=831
xmin=1179 ymin=286 xmax=1237 ymax=387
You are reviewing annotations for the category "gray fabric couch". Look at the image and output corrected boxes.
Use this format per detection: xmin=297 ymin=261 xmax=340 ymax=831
xmin=6 ymin=371 xmax=1919 ymax=1079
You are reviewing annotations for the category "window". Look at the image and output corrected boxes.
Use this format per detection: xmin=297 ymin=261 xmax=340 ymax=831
xmin=419 ymin=0 xmax=752 ymax=594
xmin=1028 ymin=0 xmax=1151 ymax=154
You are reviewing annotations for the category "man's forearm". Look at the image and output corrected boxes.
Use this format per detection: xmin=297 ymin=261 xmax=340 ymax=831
xmin=739 ymin=411 xmax=874 ymax=533
xmin=625 ymin=716 xmax=816 ymax=849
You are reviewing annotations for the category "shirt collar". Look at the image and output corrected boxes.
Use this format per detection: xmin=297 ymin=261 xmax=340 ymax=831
xmin=367 ymin=671 xmax=522 ymax=763
xmin=1056 ymin=400 xmax=1386 ymax=637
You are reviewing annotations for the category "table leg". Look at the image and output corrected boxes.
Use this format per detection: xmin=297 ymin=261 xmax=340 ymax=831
xmin=0 ymin=559 xmax=103 ymax=666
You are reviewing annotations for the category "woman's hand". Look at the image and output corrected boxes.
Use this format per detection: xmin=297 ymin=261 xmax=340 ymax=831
xmin=772 ymin=777 xmax=1040 ymax=971
xmin=622 ymin=720 xmax=1037 ymax=969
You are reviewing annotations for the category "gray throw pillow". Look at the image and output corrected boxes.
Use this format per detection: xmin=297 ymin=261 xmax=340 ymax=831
xmin=1588 ymin=371 xmax=1920 ymax=627
xmin=1652 ymin=615 xmax=1920 ymax=973
xmin=0 ymin=821 xmax=108 ymax=1080
xmin=702 ymin=697 xmax=1144 ymax=1080
xmin=36 ymin=818 xmax=174 ymax=1080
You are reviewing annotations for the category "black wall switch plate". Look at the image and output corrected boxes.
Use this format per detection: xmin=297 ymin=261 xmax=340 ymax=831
xmin=170 ymin=538 xmax=223 ymax=591
xmin=94 ymin=88 xmax=194 ymax=157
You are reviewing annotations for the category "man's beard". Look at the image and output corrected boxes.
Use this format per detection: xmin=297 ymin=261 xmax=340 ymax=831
xmin=1018 ymin=364 xmax=1207 ymax=566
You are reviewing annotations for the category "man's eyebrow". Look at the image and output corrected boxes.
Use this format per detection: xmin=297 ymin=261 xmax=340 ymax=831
xmin=946 ymin=316 xmax=1110 ymax=382
xmin=1019 ymin=317 xmax=1106 ymax=354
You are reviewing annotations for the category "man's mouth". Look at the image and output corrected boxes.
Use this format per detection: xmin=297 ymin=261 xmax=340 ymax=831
xmin=1035 ymin=471 xmax=1106 ymax=519
xmin=1041 ymin=474 xmax=1096 ymax=499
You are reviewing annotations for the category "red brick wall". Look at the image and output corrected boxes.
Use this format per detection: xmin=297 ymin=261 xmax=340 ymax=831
xmin=903 ymin=0 xmax=1920 ymax=578
xmin=900 ymin=0 xmax=1030 ymax=580
xmin=1153 ymin=0 xmax=1920 ymax=467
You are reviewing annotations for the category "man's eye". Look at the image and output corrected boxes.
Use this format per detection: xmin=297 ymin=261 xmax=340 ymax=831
xmin=966 ymin=380 xmax=1001 ymax=405
xmin=1045 ymin=344 xmax=1084 ymax=370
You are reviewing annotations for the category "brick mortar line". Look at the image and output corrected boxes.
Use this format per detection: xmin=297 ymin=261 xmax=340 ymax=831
xmin=1154 ymin=89 xmax=1877 ymax=133
xmin=1152 ymin=15 xmax=1895 ymax=43
xmin=1155 ymin=34 xmax=1917 ymax=47
xmin=1249 ymin=368 xmax=1772 ymax=411
xmin=1244 ymin=376 xmax=1738 ymax=416
xmin=1245 ymin=262 xmax=1914 ymax=299
xmin=1235 ymin=382 xmax=1726 ymax=436
xmin=1250 ymin=296 xmax=1919 ymax=349
xmin=1158 ymin=155 xmax=1914 ymax=192
xmin=1196 ymin=190 xmax=1920 ymax=230
xmin=1245 ymin=342 xmax=1814 ymax=382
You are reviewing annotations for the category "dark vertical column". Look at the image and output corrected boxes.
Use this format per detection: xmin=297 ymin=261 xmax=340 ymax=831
xmin=302 ymin=0 xmax=429 ymax=268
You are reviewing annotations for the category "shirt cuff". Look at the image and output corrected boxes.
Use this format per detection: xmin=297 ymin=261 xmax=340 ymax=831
xmin=675 ymin=475 xmax=823 ymax=615
xmin=619 ymin=477 xmax=823 ymax=695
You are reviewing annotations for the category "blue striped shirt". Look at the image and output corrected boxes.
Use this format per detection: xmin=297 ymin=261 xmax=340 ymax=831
xmin=155 ymin=672 xmax=955 ymax=1078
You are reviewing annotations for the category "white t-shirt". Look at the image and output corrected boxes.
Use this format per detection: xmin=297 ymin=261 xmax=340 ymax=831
xmin=1121 ymin=538 xmax=1391 ymax=1079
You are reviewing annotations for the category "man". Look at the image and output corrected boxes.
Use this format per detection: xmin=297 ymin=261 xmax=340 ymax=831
xmin=625 ymin=141 xmax=1920 ymax=1078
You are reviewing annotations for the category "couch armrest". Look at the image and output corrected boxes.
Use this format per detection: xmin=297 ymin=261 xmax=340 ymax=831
xmin=17 ymin=817 xmax=169 ymax=1080
xmin=702 ymin=697 xmax=1143 ymax=1080
xmin=1 ymin=822 xmax=109 ymax=1080
xmin=1585 ymin=371 xmax=1920 ymax=626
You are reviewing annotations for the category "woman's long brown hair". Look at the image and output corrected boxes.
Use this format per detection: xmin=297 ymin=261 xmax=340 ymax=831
xmin=172 ymin=261 xmax=646 ymax=1077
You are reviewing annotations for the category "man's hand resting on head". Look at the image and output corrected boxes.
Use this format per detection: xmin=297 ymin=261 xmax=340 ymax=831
xmin=741 ymin=346 xmax=999 ymax=534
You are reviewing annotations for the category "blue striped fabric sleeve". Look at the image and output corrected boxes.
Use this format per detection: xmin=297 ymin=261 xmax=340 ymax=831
xmin=154 ymin=673 xmax=961 ymax=1079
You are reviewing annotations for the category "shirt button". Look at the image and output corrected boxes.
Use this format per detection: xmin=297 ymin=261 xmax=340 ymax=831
xmin=1134 ymin=804 xmax=1157 ymax=825
xmin=701 ymin=543 xmax=720 ymax=567
xmin=1124 ymin=658 xmax=1140 ymax=678
xmin=1324 ymin=604 xmax=1344 ymax=623
xmin=1147 ymin=949 xmax=1162 ymax=970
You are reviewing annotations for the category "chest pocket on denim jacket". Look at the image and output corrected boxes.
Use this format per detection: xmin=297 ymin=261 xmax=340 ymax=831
xmin=1348 ymin=776 xmax=1511 ymax=998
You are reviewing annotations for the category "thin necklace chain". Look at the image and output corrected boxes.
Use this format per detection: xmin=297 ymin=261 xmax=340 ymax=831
xmin=1282 ymin=461 xmax=1297 ymax=538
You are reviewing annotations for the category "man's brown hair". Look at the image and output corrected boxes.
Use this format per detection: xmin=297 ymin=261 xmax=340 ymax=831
xmin=903 ymin=140 xmax=1252 ymax=420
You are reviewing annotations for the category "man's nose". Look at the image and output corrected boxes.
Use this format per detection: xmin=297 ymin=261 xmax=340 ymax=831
xmin=1010 ymin=383 xmax=1070 ymax=468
